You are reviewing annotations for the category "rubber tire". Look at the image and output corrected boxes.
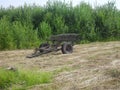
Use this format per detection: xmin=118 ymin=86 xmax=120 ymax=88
xmin=61 ymin=42 xmax=73 ymax=54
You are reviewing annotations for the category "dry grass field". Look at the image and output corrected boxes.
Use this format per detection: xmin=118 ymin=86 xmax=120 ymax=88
xmin=0 ymin=41 xmax=120 ymax=90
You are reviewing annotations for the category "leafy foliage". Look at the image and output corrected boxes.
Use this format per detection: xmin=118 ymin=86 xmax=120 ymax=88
xmin=38 ymin=21 xmax=51 ymax=40
xmin=0 ymin=1 xmax=120 ymax=50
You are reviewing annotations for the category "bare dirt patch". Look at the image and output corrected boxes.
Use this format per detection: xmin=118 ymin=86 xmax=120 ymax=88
xmin=0 ymin=41 xmax=120 ymax=90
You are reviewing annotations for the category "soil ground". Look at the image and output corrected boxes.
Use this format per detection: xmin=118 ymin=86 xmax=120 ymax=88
xmin=0 ymin=41 xmax=120 ymax=90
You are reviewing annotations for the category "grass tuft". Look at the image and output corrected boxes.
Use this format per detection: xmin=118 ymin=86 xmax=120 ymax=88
xmin=0 ymin=68 xmax=53 ymax=89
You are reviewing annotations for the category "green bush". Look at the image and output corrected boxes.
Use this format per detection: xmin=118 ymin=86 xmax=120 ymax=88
xmin=38 ymin=21 xmax=52 ymax=40
xmin=0 ymin=1 xmax=120 ymax=50
xmin=0 ymin=16 xmax=13 ymax=50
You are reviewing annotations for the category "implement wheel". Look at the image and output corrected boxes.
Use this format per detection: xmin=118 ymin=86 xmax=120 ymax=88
xmin=61 ymin=42 xmax=73 ymax=54
xmin=39 ymin=43 xmax=50 ymax=53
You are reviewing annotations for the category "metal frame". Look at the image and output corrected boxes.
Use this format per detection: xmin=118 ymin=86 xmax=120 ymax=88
xmin=26 ymin=34 xmax=79 ymax=58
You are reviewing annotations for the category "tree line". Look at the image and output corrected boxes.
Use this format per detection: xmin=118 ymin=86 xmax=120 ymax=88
xmin=0 ymin=0 xmax=120 ymax=50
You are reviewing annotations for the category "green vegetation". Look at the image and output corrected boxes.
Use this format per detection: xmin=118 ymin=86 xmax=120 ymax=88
xmin=0 ymin=0 xmax=120 ymax=50
xmin=0 ymin=66 xmax=74 ymax=90
xmin=0 ymin=68 xmax=53 ymax=89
